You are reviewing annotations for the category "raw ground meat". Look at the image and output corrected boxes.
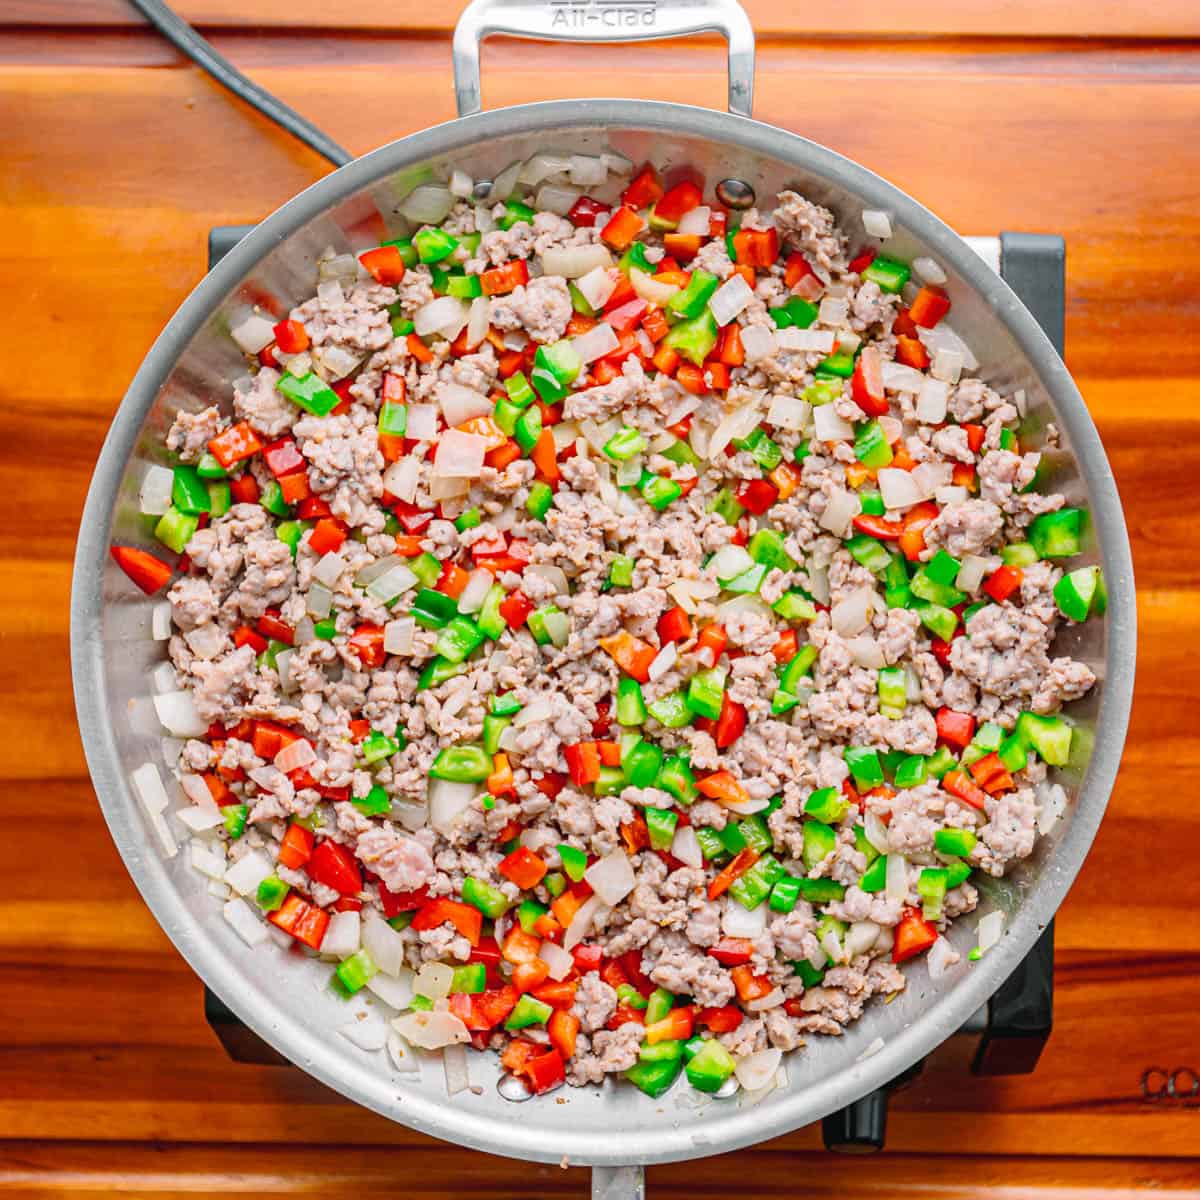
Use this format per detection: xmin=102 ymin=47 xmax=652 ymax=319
xmin=145 ymin=163 xmax=1101 ymax=1102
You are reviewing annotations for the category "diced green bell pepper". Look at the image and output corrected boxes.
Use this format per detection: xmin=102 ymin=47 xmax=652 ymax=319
xmin=412 ymin=227 xmax=459 ymax=263
xmin=335 ymin=948 xmax=378 ymax=995
xmin=206 ymin=480 xmax=231 ymax=517
xmin=894 ymin=754 xmax=928 ymax=789
xmin=729 ymin=854 xmax=785 ymax=909
xmin=797 ymin=877 xmax=846 ymax=903
xmin=482 ymin=713 xmax=509 ymax=756
xmin=657 ymin=753 xmax=697 ymax=806
xmin=804 ymin=786 xmax=848 ymax=824
xmin=276 ymin=372 xmax=341 ymax=417
xmin=617 ymin=677 xmax=647 ymax=726
xmin=747 ymin=528 xmax=796 ymax=571
xmin=646 ymin=691 xmax=692 ymax=728
xmin=685 ymin=1037 xmax=736 ymax=1092
xmin=935 ymin=828 xmax=978 ymax=857
xmin=558 ymin=844 xmax=588 ymax=883
xmin=352 ymin=784 xmax=391 ymax=816
xmin=430 ymin=744 xmax=490 ymax=782
xmin=768 ymin=876 xmax=802 ymax=913
xmin=815 ymin=350 xmax=856 ymax=378
xmin=222 ymin=803 xmax=248 ymax=839
xmin=773 ymin=590 xmax=817 ymax=623
xmin=172 ymin=465 xmax=211 ymax=515
xmin=926 ymin=745 xmax=958 ymax=778
xmin=641 ymin=473 xmax=682 ymax=511
xmin=1001 ymin=541 xmax=1040 ymax=568
xmin=532 ymin=341 xmax=582 ymax=403
xmin=514 ymin=404 xmax=543 ymax=453
xmin=604 ymin=426 xmax=647 ymax=462
xmin=877 ymin=665 xmax=908 ymax=719
xmin=195 ymin=452 xmax=227 ymax=479
xmin=844 ymin=745 xmax=884 ymax=788
xmin=255 ymin=874 xmax=288 ymax=912
xmin=663 ymin=309 xmax=719 ymax=366
xmin=802 ymin=820 xmax=837 ymax=870
xmin=854 ymin=421 xmax=893 ymax=469
xmin=517 ymin=898 xmax=547 ymax=933
xmin=462 ymin=876 xmax=510 ymax=919
xmin=686 ymin=668 xmax=726 ymax=720
xmin=695 ymin=827 xmax=727 ymax=861
xmin=917 ymin=867 xmax=949 ymax=921
xmin=1053 ymin=565 xmax=1104 ymax=622
xmin=435 ymin=615 xmax=485 ymax=664
xmin=1028 ymin=507 xmax=1086 ymax=559
xmin=860 ymin=854 xmax=888 ymax=893
xmin=846 ymin=534 xmax=893 ymax=575
xmin=499 ymin=199 xmax=535 ymax=230
xmin=505 ymin=993 xmax=553 ymax=1030
xmin=624 ymin=1053 xmax=683 ymax=1098
xmin=667 ymin=268 xmax=719 ymax=319
xmin=861 ymin=256 xmax=911 ymax=293
xmin=505 ymin=371 xmax=536 ymax=408
xmin=476 ymin=584 xmax=507 ymax=641
xmin=451 ymin=962 xmax=486 ymax=994
xmin=454 ymin=507 xmax=482 ymax=533
xmin=622 ymin=739 xmax=664 ymax=789
xmin=645 ymin=987 xmax=675 ymax=1026
xmin=155 ymin=506 xmax=198 ymax=554
xmin=594 ymin=765 xmax=627 ymax=796
xmin=1015 ymin=711 xmax=1073 ymax=767
xmin=526 ymin=481 xmax=554 ymax=521
xmin=915 ymin=601 xmax=959 ymax=643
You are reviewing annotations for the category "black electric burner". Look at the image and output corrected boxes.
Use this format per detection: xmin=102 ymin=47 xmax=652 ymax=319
xmin=202 ymin=226 xmax=1063 ymax=1153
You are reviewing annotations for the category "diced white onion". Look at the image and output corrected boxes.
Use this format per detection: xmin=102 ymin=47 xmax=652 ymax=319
xmin=387 ymin=1030 xmax=421 ymax=1073
xmin=585 ymin=850 xmax=636 ymax=906
xmin=391 ymin=1010 xmax=469 ymax=1050
xmin=911 ymin=460 xmax=952 ymax=501
xmin=153 ymin=690 xmax=206 ymax=738
xmin=629 ymin=267 xmax=679 ymax=306
xmin=912 ymin=256 xmax=947 ymax=286
xmin=926 ymin=935 xmax=957 ymax=979
xmin=563 ymin=894 xmax=608 ymax=951
xmin=519 ymin=153 xmax=571 ymax=185
xmin=845 ymin=920 xmax=881 ymax=960
xmin=456 ymin=569 xmax=493 ymax=615
xmin=765 ymin=394 xmax=810 ymax=432
xmin=734 ymin=1048 xmax=782 ymax=1092
xmin=449 ymin=168 xmax=474 ymax=198
xmin=864 ymin=812 xmax=889 ymax=853
xmin=915 ymin=377 xmax=949 ymax=423
xmin=363 ymin=910 xmax=407 ymax=977
xmin=746 ymin=987 xmax=786 ymax=1013
xmin=139 ymin=465 xmax=175 ymax=516
xmin=847 ymin=635 xmax=885 ymax=668
xmin=439 ymin=381 xmax=492 ymax=426
xmin=671 ymin=825 xmax=703 ymax=869
xmin=317 ymin=345 xmax=362 ymax=381
xmin=474 ymin=203 xmax=496 ymax=234
xmin=338 ymin=1013 xmax=389 ymax=1052
xmin=919 ymin=322 xmax=978 ymax=371
xmin=881 ymin=360 xmax=927 ymax=393
xmin=877 ymin=468 xmax=923 ymax=511
xmin=601 ymin=148 xmax=633 ymax=175
xmin=526 ymin=562 xmax=569 ymax=600
xmin=382 ymin=455 xmax=421 ymax=504
xmin=710 ymin=543 xmax=754 ymax=582
xmin=407 ymin=404 xmax=440 ymax=442
xmin=442 ymin=1041 xmax=472 ymax=1096
xmin=1036 ymin=781 xmax=1068 ymax=836
xmin=367 ymin=967 xmax=415 ymax=1009
xmin=714 ymin=594 xmax=772 ymax=628
xmin=183 ymin=624 xmax=224 ymax=661
xmin=885 ymin=853 xmax=908 ymax=902
xmin=513 ymin=697 xmax=553 ymax=728
xmin=400 ymin=184 xmax=454 ymax=224
xmin=571 ymin=322 xmax=620 ymax=364
xmin=543 ymin=609 xmax=571 ymax=648
xmin=189 ymin=836 xmax=227 ymax=876
xmin=818 ymin=488 xmax=860 ymax=537
xmin=321 ymin=910 xmax=362 ymax=960
xmin=428 ymin=778 xmax=478 ymax=835
xmin=542 ymin=244 xmax=613 ymax=279
xmin=151 ymin=661 xmax=177 ymax=694
xmin=722 ymin=898 xmax=767 ymax=938
xmin=313 ymin=551 xmax=348 ymax=589
xmin=677 ymin=206 xmax=711 ymax=235
xmin=304 ymin=583 xmax=333 ymax=620
xmin=707 ymin=402 xmax=762 ymax=461
xmin=413 ymin=960 xmax=454 ymax=999
xmin=776 ymin=327 xmax=836 ymax=354
xmin=717 ymin=794 xmax=771 ymax=816
xmin=813 ymin=405 xmax=854 ymax=442
xmin=818 ymin=296 xmax=849 ymax=326
xmin=956 ymin=555 xmax=989 ymax=593
xmin=857 ymin=1037 xmax=886 ymax=1062
xmin=568 ymin=154 xmax=606 ymax=186
xmin=647 ymin=640 xmax=677 ymax=682
xmin=316 ymin=278 xmax=345 ymax=307
xmin=274 ymin=738 xmax=315 ymax=774
xmin=862 ymin=209 xmax=893 ymax=239
xmin=223 ymin=849 xmax=273 ymax=896
xmin=463 ymin=294 xmax=488 ymax=349
xmin=489 ymin=159 xmax=523 ymax=201
xmin=977 ymin=909 xmax=1005 ymax=954
xmin=367 ymin=564 xmax=419 ymax=604
xmin=667 ymin=577 xmax=719 ymax=614
xmin=932 ymin=348 xmax=964 ymax=384
xmin=223 ymin=898 xmax=268 ymax=946
xmin=433 ymin=429 xmax=487 ymax=479
xmin=576 ymin=265 xmax=617 ymax=311
xmin=708 ymin=274 xmax=755 ymax=326
xmin=739 ymin=323 xmax=777 ymax=364
xmin=538 ymin=940 xmax=574 ymax=981
xmin=615 ymin=456 xmax=643 ymax=487
xmin=151 ymin=600 xmax=173 ymax=641
xmin=231 ymin=313 xmax=276 ymax=355
xmin=821 ymin=929 xmax=844 ymax=964
xmin=414 ymin=296 xmax=468 ymax=339
xmin=832 ymin=587 xmax=876 ymax=638
xmin=535 ymin=183 xmax=580 ymax=216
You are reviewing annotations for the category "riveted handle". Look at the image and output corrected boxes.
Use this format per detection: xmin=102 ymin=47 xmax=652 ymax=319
xmin=591 ymin=1164 xmax=646 ymax=1200
xmin=453 ymin=0 xmax=755 ymax=118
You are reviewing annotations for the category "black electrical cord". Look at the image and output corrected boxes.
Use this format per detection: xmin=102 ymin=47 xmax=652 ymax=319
xmin=128 ymin=0 xmax=353 ymax=169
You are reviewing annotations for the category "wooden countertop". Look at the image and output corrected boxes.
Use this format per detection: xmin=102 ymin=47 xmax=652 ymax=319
xmin=1 ymin=1 xmax=1198 ymax=1195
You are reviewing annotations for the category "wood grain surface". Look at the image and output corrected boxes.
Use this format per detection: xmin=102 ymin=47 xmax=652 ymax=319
xmin=1 ymin=0 xmax=1198 ymax=1195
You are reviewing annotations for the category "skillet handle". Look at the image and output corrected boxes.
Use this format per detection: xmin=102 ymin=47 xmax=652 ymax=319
xmin=592 ymin=1164 xmax=646 ymax=1200
xmin=453 ymin=0 xmax=755 ymax=118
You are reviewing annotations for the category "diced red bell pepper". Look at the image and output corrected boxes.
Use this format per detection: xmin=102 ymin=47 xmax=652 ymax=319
xmin=696 ymin=1004 xmax=745 ymax=1033
xmin=852 ymin=513 xmax=903 ymax=541
xmin=657 ymin=605 xmax=692 ymax=644
xmin=563 ymin=742 xmax=601 ymax=787
xmin=730 ymin=965 xmax=773 ymax=1003
xmin=607 ymin=1005 xmax=646 ymax=1030
xmin=548 ymin=1009 xmax=580 ymax=1059
xmin=268 ymin=893 xmax=328 ymax=950
xmin=621 ymin=164 xmax=664 ymax=210
xmin=411 ymin=897 xmax=483 ymax=946
xmin=695 ymin=770 xmax=750 ymax=807
xmin=530 ymin=427 xmax=560 ymax=485
xmin=645 ymin=1007 xmax=694 ymax=1045
xmin=207 ymin=421 xmax=263 ymax=469
xmin=250 ymin=719 xmax=298 ymax=759
xmin=531 ymin=980 xmax=579 ymax=1011
xmin=348 ymin=624 xmax=386 ymax=669
xmin=616 ymin=949 xmax=653 ymax=995
xmin=307 ymin=518 xmax=347 ymax=557
xmin=893 ymin=308 xmax=919 ymax=338
xmin=772 ymin=629 xmax=799 ymax=664
xmin=605 ymin=297 xmax=649 ymax=332
xmin=377 ymin=883 xmax=430 ymax=918
xmin=496 ymin=589 xmax=533 ymax=630
xmin=600 ymin=205 xmax=645 ymax=251
xmin=784 ymin=252 xmax=816 ymax=289
xmin=735 ymin=479 xmax=779 ymax=515
xmin=567 ymin=195 xmax=612 ymax=228
xmin=523 ymin=1047 xmax=566 ymax=1094
xmin=695 ymin=623 xmax=727 ymax=667
xmin=501 ymin=925 xmax=542 ymax=966
xmin=329 ymin=379 xmax=354 ymax=415
xmin=898 ymin=500 xmax=940 ymax=562
xmin=962 ymin=423 xmax=986 ymax=454
xmin=110 ymin=545 xmax=173 ymax=594
xmin=848 ymin=246 xmax=878 ymax=274
xmin=970 ymin=751 xmax=1015 ymax=796
xmin=512 ymin=959 xmax=551 ymax=993
xmin=571 ymin=943 xmax=603 ymax=974
xmin=892 ymin=907 xmax=938 ymax=963
xmin=713 ymin=694 xmax=747 ymax=749
xmin=229 ymin=473 xmax=259 ymax=505
xmin=307 ymin=839 xmax=363 ymax=896
xmin=707 ymin=848 xmax=760 ymax=900
xmin=653 ymin=179 xmax=702 ymax=224
xmin=470 ymin=935 xmax=503 ymax=970
xmin=716 ymin=322 xmax=745 ymax=366
xmin=983 ymin=564 xmax=1024 ymax=604
xmin=674 ymin=362 xmax=706 ymax=396
xmin=277 ymin=822 xmax=315 ymax=869
xmin=706 ymin=937 xmax=755 ymax=967
xmin=731 ymin=227 xmax=779 ymax=268
xmin=256 ymin=610 xmax=294 ymax=646
xmin=851 ymin=346 xmax=888 ymax=417
xmin=895 ymin=335 xmax=930 ymax=370
xmin=278 ymin=471 xmax=310 ymax=504
xmin=935 ymin=707 xmax=976 ymax=750
xmin=359 ymin=245 xmax=407 ymax=285
xmin=704 ymin=361 xmax=731 ymax=391
xmin=295 ymin=495 xmax=332 ymax=520
xmin=272 ymin=319 xmax=309 ymax=354
xmin=498 ymin=846 xmax=548 ymax=891
xmin=943 ymin=769 xmax=989 ymax=812
xmin=480 ymin=259 xmax=529 ymax=296
xmin=910 ymin=286 xmax=951 ymax=328
xmin=597 ymin=631 xmax=657 ymax=682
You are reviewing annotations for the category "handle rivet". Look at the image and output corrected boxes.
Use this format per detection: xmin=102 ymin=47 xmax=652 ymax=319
xmin=472 ymin=179 xmax=494 ymax=202
xmin=716 ymin=178 xmax=756 ymax=210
